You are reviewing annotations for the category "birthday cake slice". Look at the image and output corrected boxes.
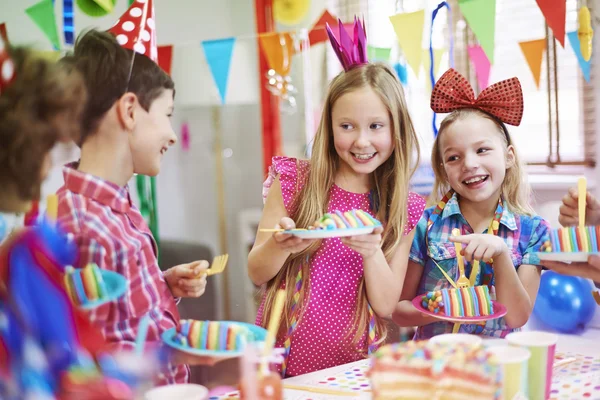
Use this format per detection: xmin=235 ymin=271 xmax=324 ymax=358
xmin=420 ymin=286 xmax=493 ymax=318
xmin=370 ymin=340 xmax=501 ymax=399
xmin=173 ymin=320 xmax=251 ymax=352
xmin=540 ymin=226 xmax=600 ymax=254
xmin=64 ymin=264 xmax=109 ymax=307
xmin=311 ymin=209 xmax=381 ymax=230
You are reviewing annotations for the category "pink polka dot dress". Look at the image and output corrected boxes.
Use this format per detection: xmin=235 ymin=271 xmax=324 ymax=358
xmin=256 ymin=157 xmax=426 ymax=377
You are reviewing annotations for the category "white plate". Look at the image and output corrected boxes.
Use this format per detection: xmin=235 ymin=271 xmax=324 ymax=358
xmin=288 ymin=226 xmax=377 ymax=239
xmin=536 ymin=252 xmax=597 ymax=262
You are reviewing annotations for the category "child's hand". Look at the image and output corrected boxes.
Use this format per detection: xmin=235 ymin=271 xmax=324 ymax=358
xmin=164 ymin=261 xmax=208 ymax=298
xmin=272 ymin=217 xmax=316 ymax=254
xmin=559 ymin=187 xmax=600 ymax=227
xmin=449 ymin=234 xmax=508 ymax=263
xmin=340 ymin=226 xmax=383 ymax=259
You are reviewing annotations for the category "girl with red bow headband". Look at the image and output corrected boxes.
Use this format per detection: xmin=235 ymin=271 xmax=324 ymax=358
xmin=393 ymin=68 xmax=550 ymax=339
xmin=249 ymin=17 xmax=426 ymax=376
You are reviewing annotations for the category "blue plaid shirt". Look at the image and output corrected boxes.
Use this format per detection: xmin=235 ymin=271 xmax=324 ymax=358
xmin=409 ymin=193 xmax=550 ymax=339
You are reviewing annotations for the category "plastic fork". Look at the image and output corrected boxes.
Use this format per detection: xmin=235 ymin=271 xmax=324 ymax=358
xmin=452 ymin=228 xmax=470 ymax=288
xmin=204 ymin=254 xmax=228 ymax=277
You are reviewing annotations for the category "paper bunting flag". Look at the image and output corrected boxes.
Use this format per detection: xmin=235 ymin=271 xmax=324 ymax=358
xmin=423 ymin=48 xmax=445 ymax=78
xmin=76 ymin=0 xmax=117 ymax=17
xmin=309 ymin=10 xmax=339 ymax=45
xmin=393 ymin=62 xmax=408 ymax=85
xmin=578 ymin=6 xmax=593 ymax=62
xmin=0 ymin=23 xmax=8 ymax=42
xmin=567 ymin=31 xmax=591 ymax=82
xmin=108 ymin=0 xmax=157 ymax=62
xmin=467 ymin=44 xmax=491 ymax=90
xmin=519 ymin=38 xmax=546 ymax=88
xmin=201 ymin=38 xmax=236 ymax=104
xmin=536 ymin=0 xmax=565 ymax=47
xmin=181 ymin=122 xmax=190 ymax=151
xmin=157 ymin=45 xmax=173 ymax=75
xmin=26 ymin=0 xmax=61 ymax=50
xmin=259 ymin=33 xmax=294 ymax=76
xmin=458 ymin=0 xmax=496 ymax=64
xmin=389 ymin=10 xmax=425 ymax=77
xmin=368 ymin=46 xmax=392 ymax=62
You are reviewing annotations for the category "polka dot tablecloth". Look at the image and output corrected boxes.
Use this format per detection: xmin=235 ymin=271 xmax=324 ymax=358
xmin=550 ymin=352 xmax=600 ymax=400
xmin=210 ymin=352 xmax=600 ymax=399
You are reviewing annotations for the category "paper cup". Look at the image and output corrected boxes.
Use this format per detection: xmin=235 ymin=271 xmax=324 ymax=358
xmin=145 ymin=384 xmax=209 ymax=400
xmin=506 ymin=331 xmax=558 ymax=400
xmin=487 ymin=345 xmax=531 ymax=400
xmin=429 ymin=333 xmax=483 ymax=346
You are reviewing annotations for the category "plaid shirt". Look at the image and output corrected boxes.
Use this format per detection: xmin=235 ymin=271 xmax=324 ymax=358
xmin=409 ymin=193 xmax=550 ymax=339
xmin=56 ymin=164 xmax=189 ymax=385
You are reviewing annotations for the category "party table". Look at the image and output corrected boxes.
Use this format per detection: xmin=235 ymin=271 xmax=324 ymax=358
xmin=210 ymin=333 xmax=600 ymax=400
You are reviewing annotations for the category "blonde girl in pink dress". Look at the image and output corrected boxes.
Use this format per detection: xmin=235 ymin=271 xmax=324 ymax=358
xmin=247 ymin=18 xmax=426 ymax=377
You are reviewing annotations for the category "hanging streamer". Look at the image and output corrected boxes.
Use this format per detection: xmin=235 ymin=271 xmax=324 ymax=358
xmin=63 ymin=0 xmax=74 ymax=45
xmin=430 ymin=1 xmax=454 ymax=137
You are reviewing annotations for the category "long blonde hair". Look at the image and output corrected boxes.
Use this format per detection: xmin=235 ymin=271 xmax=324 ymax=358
xmin=430 ymin=108 xmax=534 ymax=215
xmin=260 ymin=63 xmax=420 ymax=352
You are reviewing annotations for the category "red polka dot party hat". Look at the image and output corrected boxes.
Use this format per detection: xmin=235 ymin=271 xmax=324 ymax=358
xmin=108 ymin=0 xmax=157 ymax=62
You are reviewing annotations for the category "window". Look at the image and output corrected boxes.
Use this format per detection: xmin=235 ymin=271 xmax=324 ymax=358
xmin=328 ymin=0 xmax=596 ymax=169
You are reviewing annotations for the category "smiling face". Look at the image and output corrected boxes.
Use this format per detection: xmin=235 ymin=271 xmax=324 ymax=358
xmin=439 ymin=114 xmax=515 ymax=206
xmin=331 ymin=86 xmax=394 ymax=180
xmin=129 ymin=89 xmax=177 ymax=176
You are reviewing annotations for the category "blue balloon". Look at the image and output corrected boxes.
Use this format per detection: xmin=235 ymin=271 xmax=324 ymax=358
xmin=533 ymin=271 xmax=596 ymax=333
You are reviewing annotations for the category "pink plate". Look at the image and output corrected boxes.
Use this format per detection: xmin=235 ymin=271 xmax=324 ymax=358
xmin=411 ymin=296 xmax=507 ymax=323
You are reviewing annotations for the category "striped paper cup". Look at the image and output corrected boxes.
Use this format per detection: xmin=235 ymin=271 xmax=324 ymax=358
xmin=506 ymin=331 xmax=558 ymax=400
xmin=487 ymin=345 xmax=531 ymax=400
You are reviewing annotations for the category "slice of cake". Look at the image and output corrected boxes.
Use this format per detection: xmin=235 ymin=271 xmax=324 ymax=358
xmin=311 ymin=209 xmax=381 ymax=230
xmin=539 ymin=226 xmax=599 ymax=253
xmin=64 ymin=263 xmax=109 ymax=307
xmin=420 ymin=286 xmax=493 ymax=318
xmin=370 ymin=340 xmax=500 ymax=400
xmin=173 ymin=320 xmax=250 ymax=352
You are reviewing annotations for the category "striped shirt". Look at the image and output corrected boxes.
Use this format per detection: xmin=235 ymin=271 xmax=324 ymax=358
xmin=409 ymin=193 xmax=550 ymax=339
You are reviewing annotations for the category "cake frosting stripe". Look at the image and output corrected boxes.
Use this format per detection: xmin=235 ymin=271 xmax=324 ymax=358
xmin=351 ymin=210 xmax=365 ymax=227
xmin=442 ymin=290 xmax=451 ymax=316
xmin=592 ymin=227 xmax=598 ymax=252
xmin=470 ymin=287 xmax=480 ymax=316
xmin=82 ymin=264 xmax=99 ymax=301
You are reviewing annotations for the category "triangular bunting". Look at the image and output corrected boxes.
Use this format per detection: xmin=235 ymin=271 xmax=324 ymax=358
xmin=458 ymin=0 xmax=496 ymax=64
xmin=0 ymin=23 xmax=8 ymax=42
xmin=393 ymin=62 xmax=408 ymax=85
xmin=423 ymin=48 xmax=446 ymax=91
xmin=26 ymin=0 xmax=60 ymax=50
xmin=202 ymin=38 xmax=236 ymax=104
xmin=423 ymin=48 xmax=445 ymax=76
xmin=368 ymin=45 xmax=391 ymax=62
xmin=519 ymin=39 xmax=546 ymax=88
xmin=467 ymin=45 xmax=491 ymax=90
xmin=308 ymin=10 xmax=338 ymax=45
xmin=389 ymin=10 xmax=425 ymax=76
xmin=536 ymin=0 xmax=566 ymax=47
xmin=157 ymin=45 xmax=173 ymax=75
xmin=92 ymin=0 xmax=114 ymax=13
xmin=567 ymin=31 xmax=591 ymax=82
xmin=259 ymin=33 xmax=294 ymax=76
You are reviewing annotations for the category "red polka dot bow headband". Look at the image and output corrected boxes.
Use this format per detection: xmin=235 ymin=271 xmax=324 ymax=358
xmin=430 ymin=68 xmax=524 ymax=126
xmin=0 ymin=34 xmax=16 ymax=95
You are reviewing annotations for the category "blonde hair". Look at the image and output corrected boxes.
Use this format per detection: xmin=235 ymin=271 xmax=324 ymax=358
xmin=430 ymin=108 xmax=534 ymax=215
xmin=260 ymin=63 xmax=420 ymax=353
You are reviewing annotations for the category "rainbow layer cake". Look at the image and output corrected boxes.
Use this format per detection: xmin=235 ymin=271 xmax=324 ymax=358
xmin=173 ymin=320 xmax=251 ymax=352
xmin=420 ymin=286 xmax=493 ymax=318
xmin=540 ymin=226 xmax=600 ymax=253
xmin=370 ymin=340 xmax=500 ymax=400
xmin=311 ymin=209 xmax=381 ymax=230
xmin=64 ymin=263 xmax=109 ymax=306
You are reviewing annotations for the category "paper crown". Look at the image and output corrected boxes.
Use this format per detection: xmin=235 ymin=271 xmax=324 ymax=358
xmin=108 ymin=0 xmax=157 ymax=62
xmin=326 ymin=16 xmax=368 ymax=71
xmin=0 ymin=34 xmax=15 ymax=94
